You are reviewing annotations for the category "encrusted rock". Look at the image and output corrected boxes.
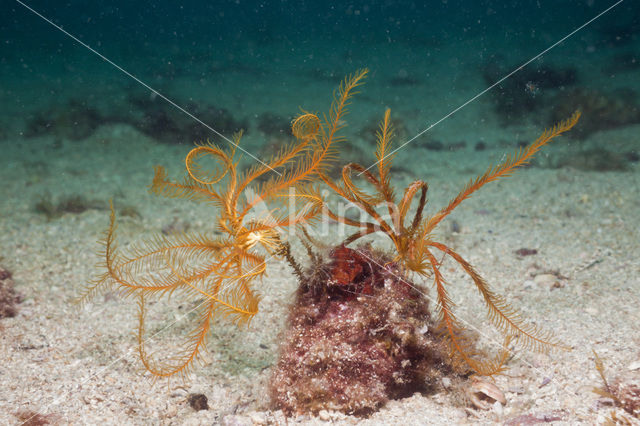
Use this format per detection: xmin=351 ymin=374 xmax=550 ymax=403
xmin=269 ymin=246 xmax=463 ymax=415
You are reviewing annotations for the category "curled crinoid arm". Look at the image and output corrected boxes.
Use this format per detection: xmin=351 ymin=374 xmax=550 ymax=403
xmin=319 ymin=110 xmax=580 ymax=377
xmin=248 ymin=70 xmax=369 ymax=211
xmin=291 ymin=112 xmax=321 ymax=142
xmin=185 ymin=140 xmax=236 ymax=186
xmin=149 ymin=140 xmax=236 ymax=205
xmin=86 ymin=70 xmax=380 ymax=381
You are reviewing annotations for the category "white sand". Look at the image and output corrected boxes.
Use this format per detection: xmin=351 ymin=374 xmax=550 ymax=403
xmin=1 ymin=36 xmax=639 ymax=425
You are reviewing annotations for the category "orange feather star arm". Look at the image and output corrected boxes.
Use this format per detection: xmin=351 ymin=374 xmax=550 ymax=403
xmin=423 ymin=111 xmax=580 ymax=235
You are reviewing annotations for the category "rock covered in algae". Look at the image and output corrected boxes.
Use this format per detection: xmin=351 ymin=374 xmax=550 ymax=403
xmin=269 ymin=246 xmax=464 ymax=415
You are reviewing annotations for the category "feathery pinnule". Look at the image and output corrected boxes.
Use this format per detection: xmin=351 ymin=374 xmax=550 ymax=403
xmin=321 ymin=109 xmax=580 ymax=375
xmin=82 ymin=70 xmax=369 ymax=379
xmin=84 ymin=69 xmax=579 ymax=380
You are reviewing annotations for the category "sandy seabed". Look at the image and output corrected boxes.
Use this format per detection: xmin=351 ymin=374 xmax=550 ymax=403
xmin=1 ymin=35 xmax=640 ymax=424
xmin=1 ymin=118 xmax=639 ymax=425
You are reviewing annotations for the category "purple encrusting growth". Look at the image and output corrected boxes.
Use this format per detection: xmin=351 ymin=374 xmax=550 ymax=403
xmin=269 ymin=246 xmax=464 ymax=415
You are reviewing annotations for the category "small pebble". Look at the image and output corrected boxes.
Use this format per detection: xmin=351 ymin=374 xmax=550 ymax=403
xmin=533 ymin=274 xmax=562 ymax=289
xmin=628 ymin=361 xmax=640 ymax=371
xmin=187 ymin=393 xmax=209 ymax=411
xmin=165 ymin=405 xmax=178 ymax=418
xmin=318 ymin=410 xmax=331 ymax=421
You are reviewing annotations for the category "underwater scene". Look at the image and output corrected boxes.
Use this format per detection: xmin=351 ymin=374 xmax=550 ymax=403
xmin=1 ymin=0 xmax=639 ymax=424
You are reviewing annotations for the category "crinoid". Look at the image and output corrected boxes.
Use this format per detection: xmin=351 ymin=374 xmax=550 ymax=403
xmin=268 ymin=108 xmax=579 ymax=415
xmin=81 ymin=69 xmax=369 ymax=379
xmin=317 ymin=108 xmax=581 ymax=375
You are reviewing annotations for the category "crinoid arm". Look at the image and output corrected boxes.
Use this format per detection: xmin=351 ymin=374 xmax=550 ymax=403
xmin=397 ymin=180 xmax=428 ymax=234
xmin=136 ymin=259 xmax=261 ymax=380
xmin=235 ymin=69 xmax=368 ymax=222
xmin=429 ymin=241 xmax=564 ymax=353
xmin=317 ymin=107 xmax=431 ymax=249
xmin=83 ymin=201 xmax=262 ymax=379
xmin=406 ymin=237 xmax=563 ymax=375
xmin=423 ymin=111 xmax=580 ymax=235
xmin=82 ymin=202 xmax=224 ymax=300
xmin=319 ymin=69 xmax=369 ymax=156
xmin=266 ymin=68 xmax=370 ymax=204
xmin=77 ymin=200 xmax=121 ymax=304
xmin=234 ymin=126 xmax=316 ymax=208
xmin=149 ymin=134 xmax=242 ymax=205
xmin=136 ymin=294 xmax=214 ymax=381
xmin=423 ymin=248 xmax=510 ymax=376
xmin=374 ymin=108 xmax=396 ymax=202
